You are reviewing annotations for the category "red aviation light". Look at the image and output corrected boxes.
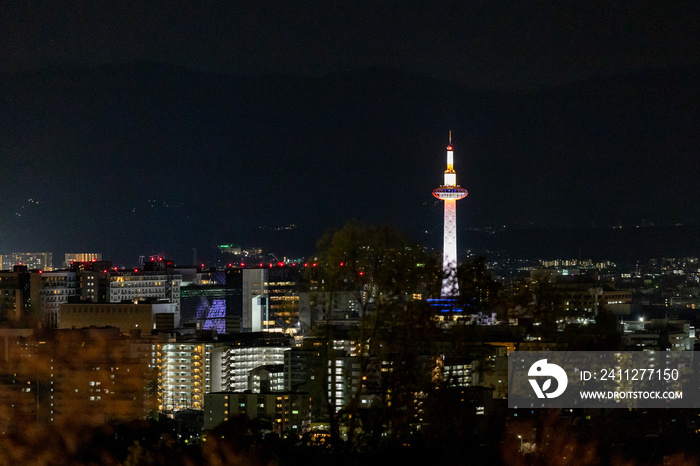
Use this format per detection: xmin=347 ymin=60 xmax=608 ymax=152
xmin=447 ymin=145 xmax=453 ymax=151
xmin=339 ymin=262 xmax=344 ymax=267
xmin=359 ymin=271 xmax=364 ymax=276
xmin=277 ymin=261 xmax=284 ymax=267
xmin=228 ymin=263 xmax=232 ymax=267
xmin=240 ymin=262 xmax=245 ymax=267
xmin=38 ymin=270 xmax=42 ymax=274
xmin=259 ymin=263 xmax=263 ymax=267
xmin=269 ymin=263 xmax=273 ymax=268
xmin=304 ymin=263 xmax=308 ymax=267
xmin=312 ymin=263 xmax=317 ymax=267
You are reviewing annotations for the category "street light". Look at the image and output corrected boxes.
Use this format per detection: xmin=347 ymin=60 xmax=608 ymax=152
xmin=517 ymin=434 xmax=523 ymax=452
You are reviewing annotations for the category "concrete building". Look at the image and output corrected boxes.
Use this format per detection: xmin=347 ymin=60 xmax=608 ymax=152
xmin=212 ymin=344 xmax=290 ymax=392
xmin=298 ymin=290 xmax=362 ymax=330
xmin=204 ymin=391 xmax=311 ymax=433
xmin=0 ymin=266 xmax=41 ymax=323
xmin=284 ymin=347 xmax=321 ymax=392
xmin=64 ymin=253 xmax=102 ymax=268
xmin=180 ymin=268 xmax=242 ymax=333
xmin=156 ymin=333 xmax=291 ymax=415
xmin=242 ymin=269 xmax=266 ymax=332
xmin=37 ymin=327 xmax=155 ymax=426
xmin=622 ymin=319 xmax=694 ymax=351
xmin=248 ymin=364 xmax=285 ymax=392
xmin=550 ymin=274 xmax=633 ymax=316
xmin=58 ymin=301 xmax=179 ymax=335
xmin=39 ymin=271 xmax=79 ymax=328
xmin=108 ymin=271 xmax=181 ymax=311
xmin=0 ymin=328 xmax=39 ymax=432
xmin=157 ymin=341 xmax=212 ymax=412
xmin=242 ymin=267 xmax=302 ymax=334
xmin=1 ymin=252 xmax=53 ymax=271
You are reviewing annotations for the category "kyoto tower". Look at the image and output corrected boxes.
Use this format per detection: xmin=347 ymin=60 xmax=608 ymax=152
xmin=432 ymin=132 xmax=468 ymax=297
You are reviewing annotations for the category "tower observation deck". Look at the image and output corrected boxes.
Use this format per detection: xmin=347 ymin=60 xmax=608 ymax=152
xmin=432 ymin=133 xmax=468 ymax=297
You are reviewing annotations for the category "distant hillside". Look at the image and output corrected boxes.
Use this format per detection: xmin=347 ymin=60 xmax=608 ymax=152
xmin=1 ymin=63 xmax=698 ymax=263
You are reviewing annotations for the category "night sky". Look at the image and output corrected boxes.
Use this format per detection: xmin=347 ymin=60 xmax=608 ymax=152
xmin=1 ymin=3 xmax=699 ymax=265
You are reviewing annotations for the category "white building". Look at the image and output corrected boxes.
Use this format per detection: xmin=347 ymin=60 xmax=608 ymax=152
xmin=212 ymin=344 xmax=290 ymax=392
xmin=108 ymin=272 xmax=181 ymax=312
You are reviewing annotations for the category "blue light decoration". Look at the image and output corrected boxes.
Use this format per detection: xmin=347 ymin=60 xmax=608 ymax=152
xmin=196 ymin=298 xmax=227 ymax=333
xmin=427 ymin=297 xmax=465 ymax=313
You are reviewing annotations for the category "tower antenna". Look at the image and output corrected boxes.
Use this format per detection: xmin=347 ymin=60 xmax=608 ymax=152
xmin=449 ymin=130 xmax=452 ymax=144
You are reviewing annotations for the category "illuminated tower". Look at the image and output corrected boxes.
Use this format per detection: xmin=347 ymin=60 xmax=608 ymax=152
xmin=432 ymin=133 xmax=468 ymax=297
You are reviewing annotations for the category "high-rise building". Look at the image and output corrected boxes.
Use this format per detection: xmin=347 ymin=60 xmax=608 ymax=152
xmin=37 ymin=327 xmax=155 ymax=426
xmin=155 ymin=333 xmax=292 ymax=415
xmin=107 ymin=270 xmax=181 ymax=311
xmin=0 ymin=266 xmax=40 ymax=323
xmin=64 ymin=253 xmax=102 ymax=268
xmin=1 ymin=252 xmax=53 ymax=271
xmin=158 ymin=341 xmax=211 ymax=412
xmin=242 ymin=269 xmax=266 ymax=331
xmin=241 ymin=267 xmax=302 ymax=333
xmin=180 ymin=268 xmax=242 ymax=334
xmin=213 ymin=343 xmax=290 ymax=392
xmin=432 ymin=133 xmax=468 ymax=297
xmin=39 ymin=271 xmax=79 ymax=328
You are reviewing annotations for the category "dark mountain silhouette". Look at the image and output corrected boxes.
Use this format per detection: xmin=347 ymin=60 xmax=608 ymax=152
xmin=1 ymin=63 xmax=698 ymax=264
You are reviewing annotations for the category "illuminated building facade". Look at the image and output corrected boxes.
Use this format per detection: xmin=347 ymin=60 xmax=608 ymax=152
xmin=108 ymin=271 xmax=181 ymax=311
xmin=158 ymin=342 xmax=211 ymax=412
xmin=157 ymin=333 xmax=291 ymax=416
xmin=248 ymin=364 xmax=285 ymax=392
xmin=432 ymin=133 xmax=468 ymax=297
xmin=213 ymin=344 xmax=290 ymax=392
xmin=1 ymin=252 xmax=53 ymax=271
xmin=64 ymin=253 xmax=102 ymax=268
xmin=242 ymin=267 xmax=301 ymax=334
xmin=242 ymin=269 xmax=266 ymax=331
xmin=187 ymin=267 xmax=242 ymax=333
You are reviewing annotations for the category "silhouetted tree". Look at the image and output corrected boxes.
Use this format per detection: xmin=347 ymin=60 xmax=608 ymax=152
xmin=306 ymin=221 xmax=440 ymax=448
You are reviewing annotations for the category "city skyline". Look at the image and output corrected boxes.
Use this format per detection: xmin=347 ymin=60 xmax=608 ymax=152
xmin=2 ymin=5 xmax=700 ymax=464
